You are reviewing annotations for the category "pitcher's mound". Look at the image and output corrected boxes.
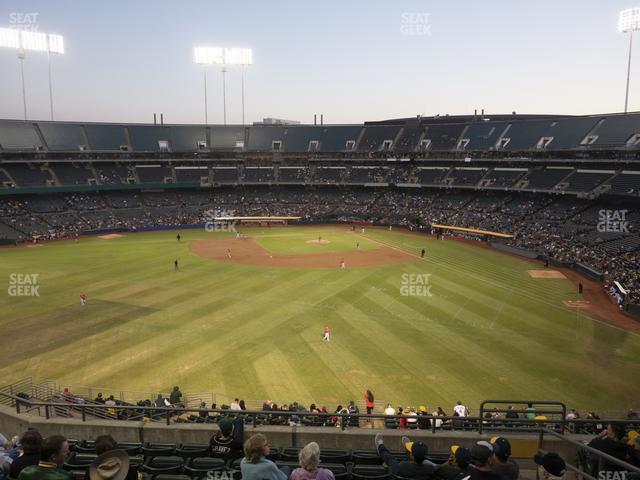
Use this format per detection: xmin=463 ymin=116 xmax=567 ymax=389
xmin=307 ymin=239 xmax=331 ymax=245
xmin=528 ymin=270 xmax=565 ymax=278
xmin=97 ymin=234 xmax=124 ymax=239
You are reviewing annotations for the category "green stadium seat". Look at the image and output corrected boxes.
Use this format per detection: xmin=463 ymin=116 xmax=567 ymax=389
xmin=353 ymin=450 xmax=383 ymax=465
xmin=75 ymin=440 xmax=96 ymax=453
xmin=176 ymin=443 xmax=209 ymax=459
xmin=281 ymin=447 xmax=301 ymax=462
xmin=184 ymin=457 xmax=226 ymax=475
xmin=320 ymin=449 xmax=350 ymax=464
xmin=322 ymin=463 xmax=348 ymax=475
xmin=63 ymin=452 xmax=97 ymax=471
xmin=117 ymin=442 xmax=143 ymax=455
xmin=142 ymin=455 xmax=184 ymax=475
xmin=352 ymin=465 xmax=391 ymax=480
xmin=129 ymin=455 xmax=145 ymax=468
xmin=142 ymin=443 xmax=177 ymax=457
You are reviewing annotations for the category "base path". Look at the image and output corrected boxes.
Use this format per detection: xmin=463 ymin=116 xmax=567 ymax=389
xmin=189 ymin=237 xmax=419 ymax=269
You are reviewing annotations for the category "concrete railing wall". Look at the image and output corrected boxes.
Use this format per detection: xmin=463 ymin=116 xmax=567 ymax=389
xmin=0 ymin=405 xmax=589 ymax=465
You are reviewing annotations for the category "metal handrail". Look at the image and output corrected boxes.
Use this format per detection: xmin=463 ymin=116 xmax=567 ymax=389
xmin=479 ymin=399 xmax=567 ymax=434
xmin=538 ymin=427 xmax=640 ymax=478
xmin=2 ymin=390 xmax=637 ymax=434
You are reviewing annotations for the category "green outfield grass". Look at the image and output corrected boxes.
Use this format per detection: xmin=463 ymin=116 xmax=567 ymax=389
xmin=1 ymin=226 xmax=638 ymax=412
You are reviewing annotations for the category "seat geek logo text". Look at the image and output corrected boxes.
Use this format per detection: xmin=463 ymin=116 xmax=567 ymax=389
xmin=400 ymin=273 xmax=433 ymax=297
xmin=8 ymin=273 xmax=40 ymax=297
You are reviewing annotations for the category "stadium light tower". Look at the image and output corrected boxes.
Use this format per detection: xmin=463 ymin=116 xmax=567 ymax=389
xmin=0 ymin=28 xmax=64 ymax=121
xmin=194 ymin=47 xmax=252 ymax=125
xmin=619 ymin=8 xmax=640 ymax=113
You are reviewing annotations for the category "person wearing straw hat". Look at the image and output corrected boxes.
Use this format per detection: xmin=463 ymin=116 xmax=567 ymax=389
xmin=88 ymin=450 xmax=132 ymax=480
xmin=86 ymin=435 xmax=139 ymax=480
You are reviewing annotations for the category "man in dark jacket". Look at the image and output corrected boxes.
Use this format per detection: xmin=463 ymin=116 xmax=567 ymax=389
xmin=468 ymin=442 xmax=502 ymax=480
xmin=9 ymin=430 xmax=42 ymax=479
xmin=375 ymin=433 xmax=435 ymax=480
xmin=587 ymin=423 xmax=632 ymax=473
xmin=169 ymin=386 xmax=183 ymax=406
xmin=505 ymin=406 xmax=519 ymax=420
xmin=436 ymin=445 xmax=472 ymax=480
xmin=209 ymin=417 xmax=245 ymax=461
xmin=490 ymin=437 xmax=519 ymax=480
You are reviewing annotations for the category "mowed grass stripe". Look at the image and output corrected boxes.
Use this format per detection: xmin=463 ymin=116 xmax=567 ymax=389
xmin=85 ymin=268 xmax=370 ymax=391
xmin=354 ymin=289 xmax=541 ymax=403
xmin=364 ymin=231 xmax=597 ymax=321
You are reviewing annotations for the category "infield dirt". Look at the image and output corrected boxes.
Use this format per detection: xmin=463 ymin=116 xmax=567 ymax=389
xmin=189 ymin=236 xmax=419 ymax=269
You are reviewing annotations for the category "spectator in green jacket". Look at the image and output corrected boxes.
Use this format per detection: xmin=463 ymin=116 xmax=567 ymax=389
xmin=18 ymin=435 xmax=71 ymax=480
xmin=525 ymin=404 xmax=536 ymax=420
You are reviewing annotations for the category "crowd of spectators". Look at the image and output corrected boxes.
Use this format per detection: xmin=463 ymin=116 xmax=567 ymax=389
xmin=0 ymin=188 xmax=638 ymax=301
xmin=2 ymin=422 xmax=640 ymax=480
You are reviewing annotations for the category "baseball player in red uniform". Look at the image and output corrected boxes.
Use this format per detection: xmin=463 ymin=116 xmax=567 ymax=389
xmin=323 ymin=325 xmax=330 ymax=342
xmin=80 ymin=292 xmax=87 ymax=306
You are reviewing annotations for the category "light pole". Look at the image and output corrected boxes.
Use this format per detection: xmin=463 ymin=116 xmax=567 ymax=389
xmin=18 ymin=49 xmax=27 ymax=121
xmin=241 ymin=65 xmax=246 ymax=125
xmin=222 ymin=66 xmax=227 ymax=125
xmin=203 ymin=69 xmax=208 ymax=125
xmin=194 ymin=46 xmax=252 ymax=124
xmin=46 ymin=34 xmax=64 ymax=120
xmin=195 ymin=47 xmax=210 ymax=125
xmin=619 ymin=8 xmax=640 ymax=113
xmin=0 ymin=28 xmax=64 ymax=121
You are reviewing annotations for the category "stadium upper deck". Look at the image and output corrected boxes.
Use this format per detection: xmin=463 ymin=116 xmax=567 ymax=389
xmin=1 ymin=112 xmax=639 ymax=154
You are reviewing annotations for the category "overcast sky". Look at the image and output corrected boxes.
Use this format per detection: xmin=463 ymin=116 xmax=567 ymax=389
xmin=0 ymin=0 xmax=637 ymax=125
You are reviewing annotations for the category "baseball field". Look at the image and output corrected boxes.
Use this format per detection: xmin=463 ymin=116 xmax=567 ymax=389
xmin=1 ymin=225 xmax=639 ymax=413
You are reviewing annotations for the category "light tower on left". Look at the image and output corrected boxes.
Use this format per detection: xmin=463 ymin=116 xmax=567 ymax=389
xmin=0 ymin=28 xmax=64 ymax=121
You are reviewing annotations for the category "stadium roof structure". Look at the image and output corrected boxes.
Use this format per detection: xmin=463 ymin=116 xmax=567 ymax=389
xmin=0 ymin=111 xmax=639 ymax=154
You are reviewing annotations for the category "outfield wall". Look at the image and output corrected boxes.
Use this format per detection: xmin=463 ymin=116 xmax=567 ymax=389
xmin=488 ymin=242 xmax=539 ymax=259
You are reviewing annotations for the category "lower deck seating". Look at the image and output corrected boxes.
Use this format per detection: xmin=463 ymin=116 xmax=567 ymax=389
xmin=62 ymin=441 xmax=451 ymax=480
